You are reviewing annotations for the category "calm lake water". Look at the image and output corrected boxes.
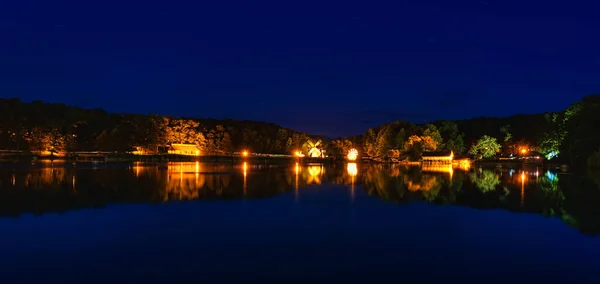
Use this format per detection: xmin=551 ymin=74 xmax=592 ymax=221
xmin=1 ymin=161 xmax=599 ymax=283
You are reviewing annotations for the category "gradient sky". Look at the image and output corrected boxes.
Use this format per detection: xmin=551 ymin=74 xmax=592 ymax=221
xmin=1 ymin=0 xmax=599 ymax=137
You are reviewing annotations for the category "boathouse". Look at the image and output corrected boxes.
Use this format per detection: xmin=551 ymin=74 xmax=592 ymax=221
xmin=421 ymin=151 xmax=453 ymax=165
xmin=168 ymin=144 xmax=200 ymax=156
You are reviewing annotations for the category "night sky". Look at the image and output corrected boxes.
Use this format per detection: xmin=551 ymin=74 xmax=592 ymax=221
xmin=1 ymin=1 xmax=599 ymax=137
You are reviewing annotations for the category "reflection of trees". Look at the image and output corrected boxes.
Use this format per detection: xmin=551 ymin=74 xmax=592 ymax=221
xmin=2 ymin=163 xmax=600 ymax=236
xmin=468 ymin=169 xmax=500 ymax=192
xmin=535 ymin=171 xmax=566 ymax=218
xmin=359 ymin=165 xmax=446 ymax=202
xmin=359 ymin=165 xmax=406 ymax=201
xmin=403 ymin=174 xmax=441 ymax=201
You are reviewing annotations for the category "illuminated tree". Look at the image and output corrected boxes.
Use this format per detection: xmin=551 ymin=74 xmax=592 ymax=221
xmin=403 ymin=135 xmax=438 ymax=161
xmin=330 ymin=139 xmax=353 ymax=156
xmin=23 ymin=127 xmax=69 ymax=154
xmin=420 ymin=136 xmax=438 ymax=151
xmin=394 ymin=128 xmax=406 ymax=149
xmin=500 ymin=124 xmax=515 ymax=154
xmin=165 ymin=118 xmax=205 ymax=147
xmin=423 ymin=124 xmax=443 ymax=149
xmin=376 ymin=126 xmax=393 ymax=158
xmin=468 ymin=135 xmax=501 ymax=159
xmin=500 ymin=125 xmax=512 ymax=142
xmin=364 ymin=128 xmax=377 ymax=157
xmin=205 ymin=125 xmax=230 ymax=154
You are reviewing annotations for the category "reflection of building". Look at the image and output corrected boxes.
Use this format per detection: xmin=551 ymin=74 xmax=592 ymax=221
xmin=307 ymin=165 xmax=323 ymax=184
xmin=168 ymin=144 xmax=200 ymax=156
xmin=165 ymin=162 xmax=204 ymax=200
xmin=422 ymin=151 xmax=453 ymax=164
xmin=421 ymin=164 xmax=453 ymax=175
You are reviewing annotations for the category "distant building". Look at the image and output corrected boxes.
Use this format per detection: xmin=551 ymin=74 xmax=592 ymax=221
xmin=168 ymin=144 xmax=200 ymax=156
xmin=520 ymin=151 xmax=544 ymax=164
xmin=421 ymin=151 xmax=453 ymax=165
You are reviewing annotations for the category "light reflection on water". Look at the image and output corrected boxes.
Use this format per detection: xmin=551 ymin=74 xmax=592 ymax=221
xmin=0 ymin=162 xmax=598 ymax=235
xmin=1 ymin=162 xmax=600 ymax=283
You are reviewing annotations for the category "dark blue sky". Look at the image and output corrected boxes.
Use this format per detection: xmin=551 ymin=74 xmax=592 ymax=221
xmin=1 ymin=0 xmax=599 ymax=137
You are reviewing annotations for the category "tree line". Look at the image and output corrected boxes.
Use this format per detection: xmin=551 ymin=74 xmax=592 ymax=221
xmin=0 ymin=98 xmax=314 ymax=155
xmin=1 ymin=95 xmax=599 ymax=168
xmin=329 ymin=94 xmax=600 ymax=167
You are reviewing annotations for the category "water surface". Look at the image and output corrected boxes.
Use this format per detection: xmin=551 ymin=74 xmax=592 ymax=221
xmin=0 ymin=162 xmax=599 ymax=283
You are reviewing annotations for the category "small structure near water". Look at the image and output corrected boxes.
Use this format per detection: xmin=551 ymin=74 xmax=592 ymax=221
xmin=421 ymin=151 xmax=453 ymax=165
xmin=167 ymin=144 xmax=200 ymax=156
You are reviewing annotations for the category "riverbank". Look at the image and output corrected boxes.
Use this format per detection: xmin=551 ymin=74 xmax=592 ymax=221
xmin=0 ymin=152 xmax=344 ymax=165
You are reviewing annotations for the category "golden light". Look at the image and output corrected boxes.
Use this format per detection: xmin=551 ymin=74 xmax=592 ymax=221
xmin=243 ymin=162 xmax=248 ymax=195
xmin=347 ymin=148 xmax=358 ymax=161
xmin=242 ymin=151 xmax=248 ymax=157
xmin=521 ymin=148 xmax=527 ymax=154
xmin=450 ymin=151 xmax=454 ymax=160
xmin=295 ymin=151 xmax=305 ymax=157
xmin=307 ymin=165 xmax=322 ymax=184
xmin=347 ymin=162 xmax=358 ymax=177
xmin=295 ymin=162 xmax=300 ymax=174
xmin=195 ymin=150 xmax=200 ymax=156
xmin=308 ymin=165 xmax=321 ymax=177
xmin=308 ymin=147 xmax=322 ymax=158
xmin=347 ymin=162 xmax=357 ymax=201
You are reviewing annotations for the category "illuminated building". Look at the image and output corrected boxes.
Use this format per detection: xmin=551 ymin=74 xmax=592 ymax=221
xmin=306 ymin=139 xmax=325 ymax=158
xmin=421 ymin=151 xmax=453 ymax=165
xmin=168 ymin=144 xmax=201 ymax=156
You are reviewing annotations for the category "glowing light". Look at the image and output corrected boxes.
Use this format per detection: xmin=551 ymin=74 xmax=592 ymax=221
xmin=347 ymin=163 xmax=357 ymax=201
xmin=520 ymin=171 xmax=525 ymax=207
xmin=306 ymin=139 xmax=324 ymax=158
xmin=242 ymin=151 xmax=248 ymax=157
xmin=295 ymin=151 xmax=305 ymax=157
xmin=308 ymin=166 xmax=321 ymax=177
xmin=347 ymin=148 xmax=358 ymax=161
xmin=307 ymin=165 xmax=322 ymax=184
xmin=243 ymin=162 xmax=247 ymax=195
xmin=545 ymin=171 xmax=557 ymax=182
xmin=546 ymin=151 xmax=557 ymax=160
xmin=195 ymin=161 xmax=200 ymax=173
xmin=347 ymin=163 xmax=358 ymax=176
xmin=308 ymin=147 xmax=322 ymax=158
xmin=521 ymin=148 xmax=527 ymax=154
xmin=295 ymin=162 xmax=300 ymax=174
